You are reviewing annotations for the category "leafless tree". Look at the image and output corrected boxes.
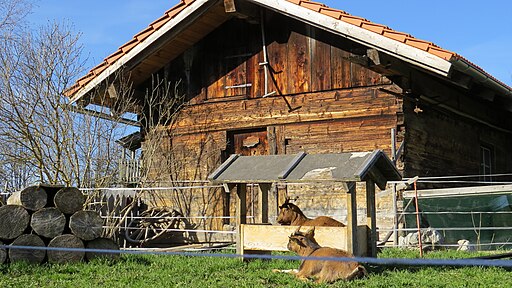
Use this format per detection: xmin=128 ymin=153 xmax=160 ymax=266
xmin=0 ymin=0 xmax=132 ymax=192
xmin=99 ymin=71 xmax=228 ymax=244
xmin=0 ymin=0 xmax=31 ymax=37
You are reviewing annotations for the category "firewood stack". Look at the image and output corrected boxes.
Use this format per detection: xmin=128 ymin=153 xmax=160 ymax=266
xmin=0 ymin=184 xmax=119 ymax=264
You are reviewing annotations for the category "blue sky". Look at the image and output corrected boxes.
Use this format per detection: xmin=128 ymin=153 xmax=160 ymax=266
xmin=28 ymin=0 xmax=512 ymax=86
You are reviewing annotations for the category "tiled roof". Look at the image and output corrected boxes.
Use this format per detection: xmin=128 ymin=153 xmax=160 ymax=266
xmin=65 ymin=0 xmax=196 ymax=97
xmin=65 ymin=0 xmax=507 ymax=99
xmin=288 ymin=0 xmax=460 ymax=60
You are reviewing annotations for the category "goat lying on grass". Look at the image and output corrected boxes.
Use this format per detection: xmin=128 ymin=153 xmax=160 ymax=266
xmin=275 ymin=226 xmax=366 ymax=283
xmin=277 ymin=197 xmax=345 ymax=227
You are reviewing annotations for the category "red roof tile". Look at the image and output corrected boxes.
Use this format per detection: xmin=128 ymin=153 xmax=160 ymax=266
xmin=299 ymin=1 xmax=326 ymax=12
xmin=382 ymin=30 xmax=410 ymax=43
xmin=120 ymin=39 xmax=139 ymax=53
xmin=105 ymin=50 xmax=124 ymax=64
xmin=340 ymin=14 xmax=366 ymax=27
xmin=428 ymin=46 xmax=456 ymax=61
xmin=91 ymin=62 xmax=109 ymax=76
xmin=150 ymin=15 xmax=171 ymax=30
xmin=404 ymin=38 xmax=433 ymax=51
xmin=77 ymin=73 xmax=94 ymax=87
xmin=361 ymin=22 xmax=388 ymax=34
xmin=135 ymin=27 xmax=154 ymax=42
xmin=319 ymin=7 xmax=345 ymax=19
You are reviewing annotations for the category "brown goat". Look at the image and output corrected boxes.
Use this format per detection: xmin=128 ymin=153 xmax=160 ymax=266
xmin=277 ymin=197 xmax=345 ymax=227
xmin=282 ymin=226 xmax=366 ymax=283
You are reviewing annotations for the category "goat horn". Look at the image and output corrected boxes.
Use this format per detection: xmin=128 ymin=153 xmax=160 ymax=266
xmin=294 ymin=226 xmax=301 ymax=235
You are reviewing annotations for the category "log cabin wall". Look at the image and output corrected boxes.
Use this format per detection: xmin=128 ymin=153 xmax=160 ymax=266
xmin=402 ymin=76 xmax=512 ymax=187
xmin=138 ymin=14 xmax=403 ymax=237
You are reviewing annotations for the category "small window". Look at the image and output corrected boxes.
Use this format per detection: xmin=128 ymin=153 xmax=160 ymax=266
xmin=480 ymin=145 xmax=493 ymax=182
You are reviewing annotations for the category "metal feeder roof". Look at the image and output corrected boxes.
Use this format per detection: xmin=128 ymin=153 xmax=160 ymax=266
xmin=208 ymin=150 xmax=401 ymax=190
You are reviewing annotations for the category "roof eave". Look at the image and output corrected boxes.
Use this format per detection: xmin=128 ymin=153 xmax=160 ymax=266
xmin=450 ymin=58 xmax=512 ymax=99
xmin=248 ymin=0 xmax=452 ymax=77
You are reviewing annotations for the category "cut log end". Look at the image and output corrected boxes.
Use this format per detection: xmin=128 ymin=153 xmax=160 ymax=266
xmin=0 ymin=205 xmax=30 ymax=240
xmin=54 ymin=187 xmax=85 ymax=214
xmin=9 ymin=234 xmax=46 ymax=264
xmin=48 ymin=234 xmax=85 ymax=264
xmin=30 ymin=207 xmax=66 ymax=239
xmin=85 ymin=237 xmax=120 ymax=261
xmin=7 ymin=185 xmax=47 ymax=211
xmin=69 ymin=210 xmax=104 ymax=241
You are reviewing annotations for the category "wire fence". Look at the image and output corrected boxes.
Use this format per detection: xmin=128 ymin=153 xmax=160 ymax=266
xmin=2 ymin=244 xmax=512 ymax=269
xmin=75 ymin=177 xmax=512 ymax=252
xmin=82 ymin=184 xmax=239 ymax=248
xmin=2 ymin=174 xmax=512 ymax=259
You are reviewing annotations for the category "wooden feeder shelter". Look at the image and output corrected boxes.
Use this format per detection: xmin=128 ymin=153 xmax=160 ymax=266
xmin=209 ymin=149 xmax=401 ymax=257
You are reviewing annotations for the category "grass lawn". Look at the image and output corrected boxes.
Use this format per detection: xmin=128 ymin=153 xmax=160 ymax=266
xmin=0 ymin=248 xmax=511 ymax=287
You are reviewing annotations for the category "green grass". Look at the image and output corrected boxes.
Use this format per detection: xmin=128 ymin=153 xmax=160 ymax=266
xmin=0 ymin=249 xmax=511 ymax=287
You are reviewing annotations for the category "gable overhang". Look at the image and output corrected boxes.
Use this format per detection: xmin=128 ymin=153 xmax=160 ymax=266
xmin=249 ymin=0 xmax=512 ymax=106
xmin=68 ymin=0 xmax=512 ymax=108
xmin=248 ymin=0 xmax=452 ymax=77
xmin=69 ymin=0 xmax=217 ymax=105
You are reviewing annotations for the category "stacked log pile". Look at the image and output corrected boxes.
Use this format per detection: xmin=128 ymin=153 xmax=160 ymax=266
xmin=0 ymin=184 xmax=119 ymax=264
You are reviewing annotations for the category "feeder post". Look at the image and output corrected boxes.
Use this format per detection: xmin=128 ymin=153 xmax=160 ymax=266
xmin=366 ymin=179 xmax=377 ymax=257
xmin=236 ymin=183 xmax=247 ymax=256
xmin=346 ymin=182 xmax=357 ymax=255
xmin=258 ymin=183 xmax=270 ymax=223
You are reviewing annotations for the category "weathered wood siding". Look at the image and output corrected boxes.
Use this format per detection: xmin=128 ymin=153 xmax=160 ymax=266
xmin=402 ymin=90 xmax=512 ymax=186
xmin=174 ymin=15 xmax=389 ymax=102
xmin=138 ymin=14 xmax=403 ymax=238
xmin=141 ymin=131 xmax=227 ymax=234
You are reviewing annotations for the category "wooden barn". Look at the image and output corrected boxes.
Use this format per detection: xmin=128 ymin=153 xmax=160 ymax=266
xmin=65 ymin=0 xmax=512 ymax=242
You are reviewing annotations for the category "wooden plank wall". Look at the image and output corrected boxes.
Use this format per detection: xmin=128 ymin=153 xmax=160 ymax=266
xmin=139 ymin=14 xmax=404 ymax=237
xmin=403 ymin=96 xmax=512 ymax=186
xmin=177 ymin=16 xmax=388 ymax=102
xmin=141 ymin=130 xmax=227 ymax=232
xmin=173 ymin=87 xmax=400 ymax=135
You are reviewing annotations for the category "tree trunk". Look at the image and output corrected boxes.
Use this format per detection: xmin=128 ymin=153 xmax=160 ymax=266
xmin=6 ymin=185 xmax=47 ymax=211
xmin=47 ymin=234 xmax=84 ymax=264
xmin=0 ymin=205 xmax=30 ymax=240
xmin=9 ymin=234 xmax=46 ymax=264
xmin=69 ymin=210 xmax=103 ymax=241
xmin=0 ymin=241 xmax=6 ymax=264
xmin=54 ymin=187 xmax=85 ymax=214
xmin=85 ymin=237 xmax=120 ymax=261
xmin=30 ymin=207 xmax=66 ymax=238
